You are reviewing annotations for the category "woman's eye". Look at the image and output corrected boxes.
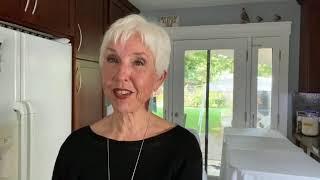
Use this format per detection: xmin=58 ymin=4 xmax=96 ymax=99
xmin=106 ymin=56 xmax=119 ymax=64
xmin=133 ymin=58 xmax=145 ymax=66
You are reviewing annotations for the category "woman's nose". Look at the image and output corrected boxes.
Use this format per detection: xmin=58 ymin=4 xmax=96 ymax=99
xmin=114 ymin=63 xmax=131 ymax=81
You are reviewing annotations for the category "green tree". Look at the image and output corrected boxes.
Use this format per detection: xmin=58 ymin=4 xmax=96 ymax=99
xmin=258 ymin=64 xmax=272 ymax=77
xmin=210 ymin=52 xmax=233 ymax=81
xmin=184 ymin=50 xmax=234 ymax=85
xmin=184 ymin=50 xmax=207 ymax=85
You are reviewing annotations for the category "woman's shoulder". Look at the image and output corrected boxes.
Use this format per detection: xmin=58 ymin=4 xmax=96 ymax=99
xmin=148 ymin=124 xmax=198 ymax=147
xmin=59 ymin=126 xmax=96 ymax=151
xmin=171 ymin=126 xmax=200 ymax=145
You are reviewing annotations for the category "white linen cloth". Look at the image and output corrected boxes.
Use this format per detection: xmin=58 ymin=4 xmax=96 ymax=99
xmin=225 ymin=150 xmax=320 ymax=180
xmin=224 ymin=128 xmax=285 ymax=139
xmin=220 ymin=128 xmax=320 ymax=180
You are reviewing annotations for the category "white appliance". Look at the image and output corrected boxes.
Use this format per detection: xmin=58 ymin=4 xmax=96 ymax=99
xmin=0 ymin=26 xmax=72 ymax=180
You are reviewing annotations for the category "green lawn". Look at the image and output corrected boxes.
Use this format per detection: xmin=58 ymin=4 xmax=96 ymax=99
xmin=153 ymin=107 xmax=230 ymax=133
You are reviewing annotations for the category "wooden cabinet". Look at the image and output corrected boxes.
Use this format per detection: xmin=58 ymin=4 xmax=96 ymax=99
xmin=0 ymin=0 xmax=21 ymax=21
xmin=72 ymin=0 xmax=139 ymax=130
xmin=105 ymin=0 xmax=140 ymax=30
xmin=75 ymin=0 xmax=104 ymax=61
xmin=74 ymin=60 xmax=103 ymax=129
xmin=0 ymin=0 xmax=74 ymax=37
xmin=299 ymin=0 xmax=320 ymax=92
xmin=24 ymin=0 xmax=75 ymax=36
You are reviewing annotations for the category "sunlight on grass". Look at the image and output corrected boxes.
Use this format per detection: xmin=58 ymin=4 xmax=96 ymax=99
xmin=153 ymin=107 xmax=230 ymax=133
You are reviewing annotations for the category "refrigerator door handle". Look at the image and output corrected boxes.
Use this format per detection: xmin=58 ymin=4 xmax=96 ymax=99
xmin=0 ymin=40 xmax=2 ymax=72
xmin=13 ymin=102 xmax=29 ymax=180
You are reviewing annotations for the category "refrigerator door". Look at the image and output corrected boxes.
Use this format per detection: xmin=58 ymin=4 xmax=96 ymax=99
xmin=0 ymin=26 xmax=20 ymax=180
xmin=20 ymin=33 xmax=72 ymax=180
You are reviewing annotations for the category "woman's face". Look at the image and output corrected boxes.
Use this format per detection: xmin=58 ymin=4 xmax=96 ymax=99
xmin=101 ymin=35 xmax=166 ymax=113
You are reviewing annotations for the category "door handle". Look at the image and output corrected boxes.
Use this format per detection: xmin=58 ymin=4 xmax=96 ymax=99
xmin=13 ymin=102 xmax=28 ymax=180
xmin=0 ymin=41 xmax=2 ymax=72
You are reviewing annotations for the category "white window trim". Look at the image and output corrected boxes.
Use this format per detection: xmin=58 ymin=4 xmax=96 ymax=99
xmin=165 ymin=22 xmax=291 ymax=137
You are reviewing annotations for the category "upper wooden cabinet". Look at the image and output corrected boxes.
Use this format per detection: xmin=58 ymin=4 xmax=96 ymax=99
xmin=105 ymin=0 xmax=140 ymax=31
xmin=24 ymin=0 xmax=75 ymax=36
xmin=0 ymin=0 xmax=74 ymax=37
xmin=73 ymin=0 xmax=139 ymax=62
xmin=0 ymin=0 xmax=21 ymax=21
xmin=299 ymin=0 xmax=320 ymax=92
xmin=75 ymin=0 xmax=104 ymax=61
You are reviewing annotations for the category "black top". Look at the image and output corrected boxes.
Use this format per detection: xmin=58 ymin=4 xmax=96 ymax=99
xmin=52 ymin=125 xmax=203 ymax=180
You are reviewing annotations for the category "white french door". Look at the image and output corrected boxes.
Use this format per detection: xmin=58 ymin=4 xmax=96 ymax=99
xmin=248 ymin=37 xmax=282 ymax=129
xmin=169 ymin=38 xmax=247 ymax=176
xmin=171 ymin=38 xmax=248 ymax=128
xmin=154 ymin=36 xmax=285 ymax=177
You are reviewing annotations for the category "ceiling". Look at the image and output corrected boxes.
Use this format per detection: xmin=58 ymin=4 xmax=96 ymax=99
xmin=129 ymin=0 xmax=289 ymax=11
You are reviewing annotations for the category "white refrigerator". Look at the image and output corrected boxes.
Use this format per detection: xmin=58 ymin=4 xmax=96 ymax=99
xmin=0 ymin=26 xmax=72 ymax=180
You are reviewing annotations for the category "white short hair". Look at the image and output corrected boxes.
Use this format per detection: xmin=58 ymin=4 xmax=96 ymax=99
xmin=99 ymin=14 xmax=171 ymax=76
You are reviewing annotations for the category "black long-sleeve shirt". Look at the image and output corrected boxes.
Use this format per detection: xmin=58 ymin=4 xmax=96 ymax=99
xmin=52 ymin=125 xmax=202 ymax=180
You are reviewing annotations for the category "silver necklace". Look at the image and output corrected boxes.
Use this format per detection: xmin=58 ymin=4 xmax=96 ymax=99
xmin=107 ymin=117 xmax=150 ymax=180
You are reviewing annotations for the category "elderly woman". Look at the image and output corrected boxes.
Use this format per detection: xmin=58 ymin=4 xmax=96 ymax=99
xmin=52 ymin=14 xmax=202 ymax=180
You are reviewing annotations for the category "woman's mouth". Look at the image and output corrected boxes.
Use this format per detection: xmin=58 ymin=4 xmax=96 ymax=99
xmin=113 ymin=88 xmax=133 ymax=99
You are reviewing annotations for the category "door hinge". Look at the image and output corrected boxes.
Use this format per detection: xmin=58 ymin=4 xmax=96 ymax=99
xmin=279 ymin=50 xmax=282 ymax=61
xmin=277 ymin=113 xmax=280 ymax=129
xmin=244 ymin=112 xmax=247 ymax=126
xmin=246 ymin=50 xmax=248 ymax=62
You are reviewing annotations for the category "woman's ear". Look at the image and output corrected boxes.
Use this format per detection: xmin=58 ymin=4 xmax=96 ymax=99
xmin=153 ymin=71 xmax=167 ymax=91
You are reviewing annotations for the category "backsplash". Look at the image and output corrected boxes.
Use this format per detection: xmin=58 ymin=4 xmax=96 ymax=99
xmin=293 ymin=93 xmax=320 ymax=111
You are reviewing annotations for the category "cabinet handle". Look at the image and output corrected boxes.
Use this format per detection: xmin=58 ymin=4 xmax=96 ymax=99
xmin=24 ymin=0 xmax=30 ymax=12
xmin=32 ymin=0 xmax=38 ymax=15
xmin=76 ymin=64 xmax=82 ymax=94
xmin=77 ymin=24 xmax=83 ymax=52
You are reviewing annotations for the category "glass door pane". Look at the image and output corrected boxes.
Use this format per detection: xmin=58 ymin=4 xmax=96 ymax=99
xmin=251 ymin=37 xmax=280 ymax=129
xmin=207 ymin=49 xmax=234 ymax=176
xmin=172 ymin=38 xmax=247 ymax=178
xmin=183 ymin=49 xmax=235 ymax=176
xmin=256 ymin=48 xmax=272 ymax=128
xmin=184 ymin=50 xmax=207 ymax=131
xmin=150 ymin=85 xmax=164 ymax=118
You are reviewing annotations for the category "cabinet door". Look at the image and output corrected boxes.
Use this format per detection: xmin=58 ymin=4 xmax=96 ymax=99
xmin=105 ymin=0 xmax=140 ymax=30
xmin=0 ymin=0 xmax=22 ymax=22
xmin=74 ymin=60 xmax=103 ymax=130
xmin=75 ymin=0 xmax=104 ymax=61
xmin=23 ymin=0 xmax=75 ymax=36
xmin=299 ymin=0 xmax=320 ymax=92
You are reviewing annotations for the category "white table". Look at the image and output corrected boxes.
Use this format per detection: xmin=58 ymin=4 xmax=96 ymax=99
xmin=221 ymin=128 xmax=320 ymax=180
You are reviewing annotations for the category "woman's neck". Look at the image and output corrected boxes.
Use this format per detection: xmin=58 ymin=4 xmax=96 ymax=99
xmin=108 ymin=110 xmax=151 ymax=141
